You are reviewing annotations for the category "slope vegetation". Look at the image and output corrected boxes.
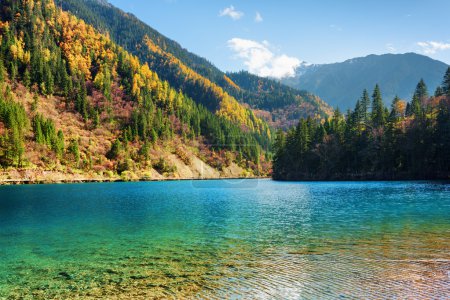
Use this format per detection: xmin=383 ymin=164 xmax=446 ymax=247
xmin=0 ymin=0 xmax=270 ymax=183
xmin=60 ymin=0 xmax=332 ymax=127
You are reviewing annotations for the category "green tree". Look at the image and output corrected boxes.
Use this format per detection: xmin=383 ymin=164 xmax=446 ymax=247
xmin=68 ymin=139 xmax=80 ymax=167
xmin=410 ymin=95 xmax=422 ymax=117
xmin=0 ymin=59 xmax=5 ymax=82
xmin=23 ymin=68 xmax=31 ymax=89
xmin=414 ymin=79 xmax=428 ymax=100
xmin=43 ymin=65 xmax=54 ymax=95
xmin=360 ymin=89 xmax=371 ymax=123
xmin=389 ymin=96 xmax=402 ymax=121
xmin=443 ymin=67 xmax=450 ymax=96
xmin=435 ymin=86 xmax=444 ymax=97
xmin=139 ymin=140 xmax=150 ymax=161
xmin=106 ymin=139 xmax=122 ymax=160
xmin=33 ymin=115 xmax=45 ymax=144
xmin=55 ymin=130 xmax=65 ymax=159
xmin=371 ymin=84 xmax=385 ymax=127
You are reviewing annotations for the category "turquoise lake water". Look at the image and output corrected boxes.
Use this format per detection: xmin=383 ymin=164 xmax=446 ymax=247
xmin=0 ymin=180 xmax=449 ymax=299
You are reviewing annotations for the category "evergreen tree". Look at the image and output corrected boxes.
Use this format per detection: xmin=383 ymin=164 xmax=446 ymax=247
xmin=68 ymin=139 xmax=80 ymax=167
xmin=43 ymin=65 xmax=54 ymax=95
xmin=390 ymin=96 xmax=401 ymax=121
xmin=10 ymin=62 xmax=17 ymax=85
xmin=443 ymin=67 xmax=450 ymax=96
xmin=436 ymin=101 xmax=450 ymax=174
xmin=106 ymin=139 xmax=122 ymax=160
xmin=371 ymin=84 xmax=385 ymax=127
xmin=93 ymin=110 xmax=100 ymax=128
xmin=0 ymin=59 xmax=5 ymax=82
xmin=23 ymin=68 xmax=31 ymax=89
xmin=435 ymin=86 xmax=444 ymax=97
xmin=405 ymin=102 xmax=412 ymax=117
xmin=414 ymin=79 xmax=428 ymax=100
xmin=55 ymin=130 xmax=65 ymax=159
xmin=151 ymin=128 xmax=158 ymax=144
xmin=360 ymin=89 xmax=370 ymax=123
xmin=139 ymin=140 xmax=150 ymax=161
xmin=33 ymin=116 xmax=45 ymax=144
xmin=410 ymin=94 xmax=422 ymax=117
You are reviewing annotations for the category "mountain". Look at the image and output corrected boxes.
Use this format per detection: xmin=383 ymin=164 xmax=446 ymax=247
xmin=59 ymin=0 xmax=332 ymax=128
xmin=227 ymin=71 xmax=333 ymax=128
xmin=282 ymin=53 xmax=449 ymax=110
xmin=274 ymin=69 xmax=450 ymax=181
xmin=0 ymin=0 xmax=272 ymax=183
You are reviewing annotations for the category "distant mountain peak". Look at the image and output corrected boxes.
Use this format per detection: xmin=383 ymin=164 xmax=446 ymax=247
xmin=282 ymin=53 xmax=449 ymax=110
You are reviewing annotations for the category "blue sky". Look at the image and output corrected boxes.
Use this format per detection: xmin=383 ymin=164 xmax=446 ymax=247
xmin=108 ymin=0 xmax=450 ymax=78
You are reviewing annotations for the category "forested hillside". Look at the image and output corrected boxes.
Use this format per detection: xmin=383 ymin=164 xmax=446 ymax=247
xmin=59 ymin=0 xmax=332 ymax=128
xmin=273 ymin=69 xmax=450 ymax=180
xmin=0 ymin=0 xmax=271 ymax=182
xmin=227 ymin=71 xmax=332 ymax=128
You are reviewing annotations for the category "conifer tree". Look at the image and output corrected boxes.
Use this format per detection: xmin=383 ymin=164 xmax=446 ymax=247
xmin=55 ymin=130 xmax=65 ymax=159
xmin=33 ymin=116 xmax=45 ymax=144
xmin=23 ymin=68 xmax=31 ymax=89
xmin=371 ymin=84 xmax=385 ymax=127
xmin=43 ymin=65 xmax=54 ymax=95
xmin=107 ymin=139 xmax=121 ymax=160
xmin=389 ymin=96 xmax=401 ymax=121
xmin=360 ymin=89 xmax=370 ymax=123
xmin=68 ymin=139 xmax=80 ymax=167
xmin=414 ymin=79 xmax=428 ymax=100
xmin=0 ymin=59 xmax=5 ymax=82
xmin=410 ymin=94 xmax=422 ymax=117
xmin=443 ymin=67 xmax=450 ymax=96
xmin=405 ymin=102 xmax=412 ymax=117
xmin=435 ymin=86 xmax=444 ymax=97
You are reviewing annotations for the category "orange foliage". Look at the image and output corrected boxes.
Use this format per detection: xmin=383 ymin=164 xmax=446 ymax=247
xmin=223 ymin=75 xmax=240 ymax=92
xmin=54 ymin=10 xmax=116 ymax=79
xmin=143 ymin=36 xmax=268 ymax=135
xmin=394 ymin=100 xmax=407 ymax=118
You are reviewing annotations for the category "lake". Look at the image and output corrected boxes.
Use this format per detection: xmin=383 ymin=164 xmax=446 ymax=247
xmin=0 ymin=180 xmax=449 ymax=299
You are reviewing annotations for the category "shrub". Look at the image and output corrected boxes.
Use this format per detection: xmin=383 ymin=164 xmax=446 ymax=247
xmin=152 ymin=157 xmax=177 ymax=176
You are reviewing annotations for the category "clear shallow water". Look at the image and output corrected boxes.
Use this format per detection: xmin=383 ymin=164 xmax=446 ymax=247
xmin=0 ymin=180 xmax=449 ymax=299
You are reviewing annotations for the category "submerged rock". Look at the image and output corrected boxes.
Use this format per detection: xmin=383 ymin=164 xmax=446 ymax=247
xmin=58 ymin=272 xmax=73 ymax=280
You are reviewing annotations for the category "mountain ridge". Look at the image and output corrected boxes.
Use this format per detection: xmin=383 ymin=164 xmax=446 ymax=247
xmin=282 ymin=52 xmax=449 ymax=109
xmin=60 ymin=0 xmax=332 ymax=128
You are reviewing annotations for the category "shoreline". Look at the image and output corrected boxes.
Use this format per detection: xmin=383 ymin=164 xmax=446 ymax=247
xmin=3 ymin=176 xmax=450 ymax=186
xmin=273 ymin=178 xmax=450 ymax=182
xmin=0 ymin=175 xmax=271 ymax=186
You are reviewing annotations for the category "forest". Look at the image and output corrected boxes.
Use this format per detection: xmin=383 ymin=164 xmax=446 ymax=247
xmin=59 ymin=0 xmax=331 ymax=129
xmin=0 ymin=0 xmax=270 ymax=177
xmin=273 ymin=69 xmax=450 ymax=180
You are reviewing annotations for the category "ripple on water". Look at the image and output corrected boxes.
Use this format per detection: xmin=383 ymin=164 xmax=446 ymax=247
xmin=0 ymin=180 xmax=449 ymax=299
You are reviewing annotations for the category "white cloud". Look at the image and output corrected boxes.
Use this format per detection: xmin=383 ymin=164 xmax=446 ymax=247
xmin=255 ymin=12 xmax=263 ymax=23
xmin=386 ymin=43 xmax=396 ymax=53
xmin=219 ymin=5 xmax=244 ymax=20
xmin=417 ymin=41 xmax=450 ymax=55
xmin=227 ymin=38 xmax=301 ymax=79
xmin=329 ymin=24 xmax=343 ymax=32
